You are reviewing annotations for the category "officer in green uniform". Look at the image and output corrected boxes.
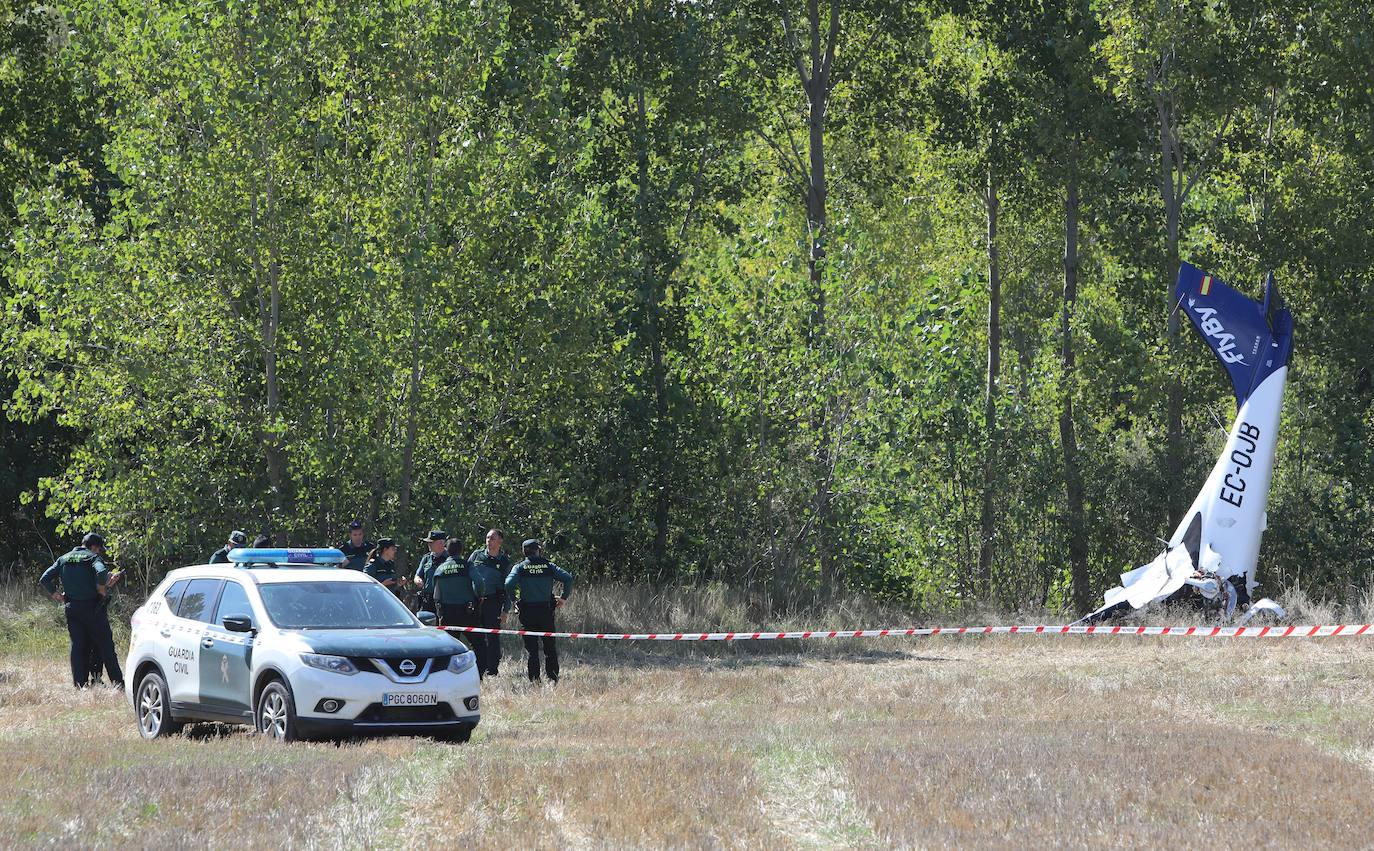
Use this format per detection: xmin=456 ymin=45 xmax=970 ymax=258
xmin=86 ymin=566 xmax=126 ymax=686
xmin=364 ymin=538 xmax=403 ymax=595
xmin=431 ymin=539 xmax=478 ymax=647
xmin=466 ymin=529 xmax=511 ymax=678
xmin=209 ymin=530 xmax=247 ymax=564
xmin=505 ymin=538 xmax=574 ymax=683
xmin=338 ymin=520 xmax=373 ymax=571
xmin=40 ymin=533 xmax=125 ymax=689
xmin=412 ymin=529 xmax=448 ymax=614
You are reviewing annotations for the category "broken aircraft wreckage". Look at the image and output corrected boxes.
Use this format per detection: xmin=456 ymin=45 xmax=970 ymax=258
xmin=1079 ymin=263 xmax=1294 ymax=626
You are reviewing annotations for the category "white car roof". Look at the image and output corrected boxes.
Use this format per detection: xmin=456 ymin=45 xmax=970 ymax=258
xmin=251 ymin=568 xmax=374 ymax=584
xmin=162 ymin=565 xmax=376 ymax=586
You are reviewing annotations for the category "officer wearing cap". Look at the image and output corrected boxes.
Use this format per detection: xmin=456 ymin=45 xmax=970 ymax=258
xmin=365 ymin=538 xmax=403 ymax=595
xmin=466 ymin=529 xmax=511 ymax=678
xmin=40 ymin=533 xmax=124 ymax=689
xmin=505 ymin=538 xmax=574 ymax=683
xmin=412 ymin=529 xmax=448 ymax=614
xmin=431 ymin=538 xmax=478 ymax=644
xmin=209 ymin=530 xmax=248 ymax=564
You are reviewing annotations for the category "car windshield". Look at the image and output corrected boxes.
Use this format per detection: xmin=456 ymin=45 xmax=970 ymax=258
xmin=258 ymin=581 xmax=419 ymax=630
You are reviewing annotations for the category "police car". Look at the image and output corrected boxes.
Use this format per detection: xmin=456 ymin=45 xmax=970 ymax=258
xmin=124 ymin=548 xmax=480 ymax=742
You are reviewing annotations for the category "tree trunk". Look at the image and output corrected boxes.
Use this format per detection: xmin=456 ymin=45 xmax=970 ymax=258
xmin=629 ymin=53 xmax=673 ymax=572
xmin=783 ymin=0 xmax=840 ymax=597
xmin=397 ymin=124 xmax=439 ymax=526
xmin=1157 ymin=95 xmax=1184 ymax=525
xmin=977 ymin=167 xmax=1000 ymax=597
xmin=258 ymin=138 xmax=293 ymax=523
xmin=1061 ymin=140 xmax=1090 ymax=613
xmin=397 ymin=311 xmax=424 ymax=523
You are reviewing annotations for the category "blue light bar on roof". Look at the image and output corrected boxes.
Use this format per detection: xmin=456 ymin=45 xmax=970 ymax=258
xmin=227 ymin=547 xmax=347 ymax=565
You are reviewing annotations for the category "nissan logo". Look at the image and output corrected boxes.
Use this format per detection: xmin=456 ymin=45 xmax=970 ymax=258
xmin=399 ymin=659 xmax=416 ymax=675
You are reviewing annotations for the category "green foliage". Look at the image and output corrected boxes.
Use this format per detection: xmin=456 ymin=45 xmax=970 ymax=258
xmin=2 ymin=0 xmax=1371 ymax=608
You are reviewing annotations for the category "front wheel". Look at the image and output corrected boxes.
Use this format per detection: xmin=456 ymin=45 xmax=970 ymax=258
xmin=135 ymin=670 xmax=183 ymax=739
xmin=256 ymin=680 xmax=299 ymax=742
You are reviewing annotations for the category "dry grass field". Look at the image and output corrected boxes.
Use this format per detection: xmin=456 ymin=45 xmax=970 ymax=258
xmin=2 ymin=585 xmax=1373 ymax=849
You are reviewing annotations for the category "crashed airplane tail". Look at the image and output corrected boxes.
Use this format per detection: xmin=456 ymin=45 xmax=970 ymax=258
xmin=1081 ymin=263 xmax=1295 ymax=623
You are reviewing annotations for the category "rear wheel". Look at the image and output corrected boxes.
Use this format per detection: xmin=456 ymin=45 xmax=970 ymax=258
xmin=256 ymin=680 xmax=299 ymax=742
xmin=135 ymin=670 xmax=183 ymax=739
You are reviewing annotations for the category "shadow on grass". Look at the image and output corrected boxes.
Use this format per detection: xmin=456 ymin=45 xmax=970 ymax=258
xmin=549 ymin=642 xmax=953 ymax=671
xmin=182 ymin=722 xmax=244 ymax=740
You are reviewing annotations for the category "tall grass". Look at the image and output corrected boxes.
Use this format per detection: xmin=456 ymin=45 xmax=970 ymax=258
xmin=4 ymin=577 xmax=1371 ymax=664
xmin=0 ymin=582 xmax=133 ymax=655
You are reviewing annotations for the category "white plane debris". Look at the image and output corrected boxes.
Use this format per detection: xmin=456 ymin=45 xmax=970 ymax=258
xmin=1080 ymin=264 xmax=1294 ymax=625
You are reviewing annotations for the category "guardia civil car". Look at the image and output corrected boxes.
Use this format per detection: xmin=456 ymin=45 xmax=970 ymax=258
xmin=124 ymin=548 xmax=480 ymax=742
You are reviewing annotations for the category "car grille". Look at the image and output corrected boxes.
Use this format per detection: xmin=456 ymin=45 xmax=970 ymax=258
xmin=350 ymin=656 xmax=451 ymax=678
xmin=356 ymin=702 xmax=457 ymax=723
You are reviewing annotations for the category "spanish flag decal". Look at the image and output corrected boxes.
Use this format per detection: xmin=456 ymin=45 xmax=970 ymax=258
xmin=1200 ymin=275 xmax=1213 ymax=295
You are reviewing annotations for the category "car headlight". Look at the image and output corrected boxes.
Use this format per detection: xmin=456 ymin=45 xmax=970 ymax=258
xmin=300 ymin=653 xmax=359 ymax=675
xmin=448 ymin=651 xmax=476 ymax=675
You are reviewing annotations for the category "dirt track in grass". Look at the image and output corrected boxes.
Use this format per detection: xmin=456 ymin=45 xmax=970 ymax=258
xmin=2 ymin=636 xmax=1372 ymax=848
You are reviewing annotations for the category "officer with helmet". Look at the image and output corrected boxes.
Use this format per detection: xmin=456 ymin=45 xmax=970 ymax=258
xmin=40 ymin=533 xmax=124 ymax=689
xmin=505 ymin=538 xmax=574 ymax=682
xmin=209 ymin=530 xmax=248 ymax=564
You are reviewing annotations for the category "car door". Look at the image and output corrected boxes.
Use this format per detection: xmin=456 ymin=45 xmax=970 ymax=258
xmin=168 ymin=578 xmax=224 ymax=707
xmin=136 ymin=578 xmax=186 ymax=676
xmin=198 ymin=579 xmax=255 ymax=717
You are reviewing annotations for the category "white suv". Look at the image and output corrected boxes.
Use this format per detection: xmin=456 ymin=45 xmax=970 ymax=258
xmin=124 ymin=548 xmax=480 ymax=742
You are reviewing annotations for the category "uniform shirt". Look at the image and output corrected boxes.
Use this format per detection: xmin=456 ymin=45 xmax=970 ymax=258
xmin=39 ymin=547 xmax=110 ymax=602
xmin=415 ymin=550 xmax=445 ymax=595
xmin=365 ymin=557 xmax=399 ymax=584
xmin=209 ymin=547 xmax=231 ymax=564
xmin=338 ymin=539 xmax=374 ymax=571
xmin=431 ymin=557 xmax=477 ymax=606
xmin=467 ymin=549 xmax=511 ymax=603
xmin=505 ymin=557 xmax=574 ymax=605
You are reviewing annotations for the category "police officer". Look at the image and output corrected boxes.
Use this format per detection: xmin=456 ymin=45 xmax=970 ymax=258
xmin=251 ymin=534 xmax=273 ymax=548
xmin=505 ymin=538 xmax=574 ymax=683
xmin=412 ymin=529 xmax=448 ymax=614
xmin=431 ymin=539 xmax=478 ymax=646
xmin=86 ymin=566 xmax=126 ymax=686
xmin=40 ymin=533 xmax=124 ymax=689
xmin=209 ymin=530 xmax=248 ymax=564
xmin=338 ymin=520 xmax=373 ymax=571
xmin=467 ymin=529 xmax=511 ymax=678
xmin=365 ymin=538 xmax=404 ymax=595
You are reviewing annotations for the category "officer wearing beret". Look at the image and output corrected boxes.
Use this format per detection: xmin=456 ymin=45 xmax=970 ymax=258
xmin=209 ymin=530 xmax=248 ymax=564
xmin=411 ymin=529 xmax=448 ymax=614
xmin=338 ymin=520 xmax=374 ymax=571
xmin=466 ymin=529 xmax=511 ymax=678
xmin=505 ymin=538 xmax=574 ymax=683
xmin=40 ymin=533 xmax=124 ymax=689
xmin=432 ymin=539 xmax=478 ymax=645
xmin=365 ymin=538 xmax=403 ymax=595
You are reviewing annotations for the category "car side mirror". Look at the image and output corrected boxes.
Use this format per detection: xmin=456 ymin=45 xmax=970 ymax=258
xmin=417 ymin=611 xmax=437 ymax=627
xmin=223 ymin=615 xmax=255 ymax=633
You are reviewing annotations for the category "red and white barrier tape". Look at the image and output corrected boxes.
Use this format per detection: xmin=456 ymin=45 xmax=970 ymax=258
xmin=441 ymin=624 xmax=1374 ymax=640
